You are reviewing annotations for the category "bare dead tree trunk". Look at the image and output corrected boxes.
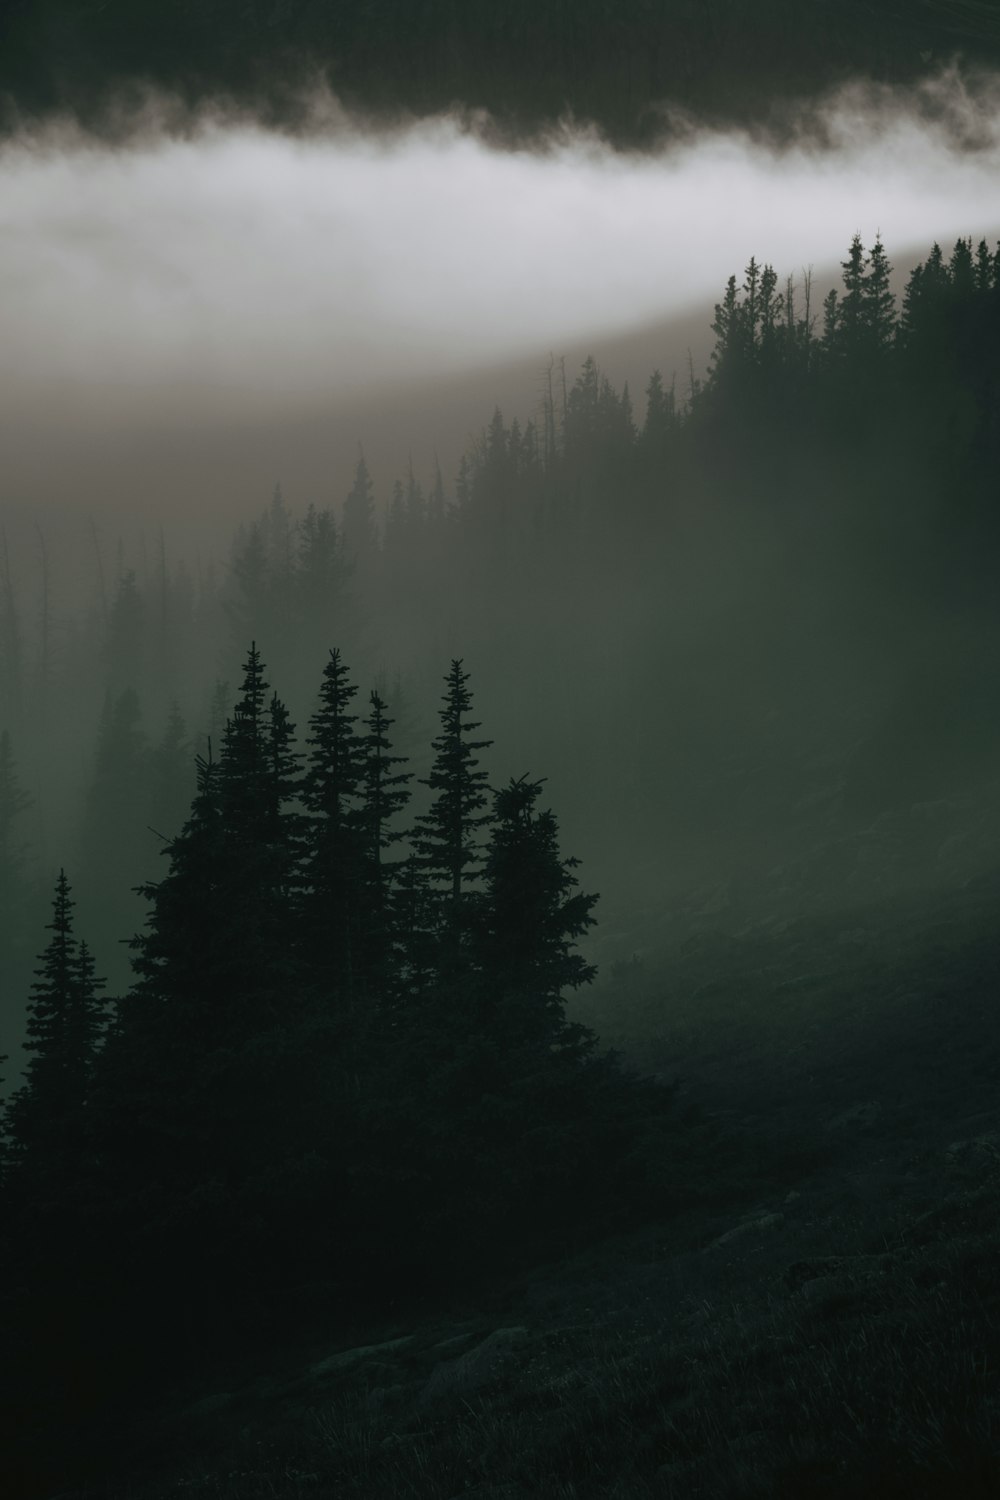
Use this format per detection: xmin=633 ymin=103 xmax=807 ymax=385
xmin=802 ymin=264 xmax=814 ymax=350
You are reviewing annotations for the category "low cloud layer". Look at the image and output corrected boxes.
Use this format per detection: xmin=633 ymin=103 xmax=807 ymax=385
xmin=3 ymin=72 xmax=1000 ymax=410
xmin=0 ymin=71 xmax=998 ymax=553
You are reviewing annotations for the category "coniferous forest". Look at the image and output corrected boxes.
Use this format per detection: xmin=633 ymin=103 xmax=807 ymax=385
xmin=3 ymin=221 xmax=1000 ymax=1494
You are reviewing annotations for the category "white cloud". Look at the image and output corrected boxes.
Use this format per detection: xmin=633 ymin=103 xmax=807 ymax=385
xmin=1 ymin=74 xmax=999 ymax=406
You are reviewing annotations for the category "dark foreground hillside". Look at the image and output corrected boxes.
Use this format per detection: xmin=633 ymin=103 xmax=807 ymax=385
xmin=41 ymin=854 xmax=1000 ymax=1500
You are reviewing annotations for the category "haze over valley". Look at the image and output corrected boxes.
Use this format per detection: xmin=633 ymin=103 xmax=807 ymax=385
xmin=4 ymin=15 xmax=1000 ymax=1499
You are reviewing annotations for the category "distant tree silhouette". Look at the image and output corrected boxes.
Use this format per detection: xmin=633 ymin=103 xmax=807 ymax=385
xmin=78 ymin=687 xmax=151 ymax=967
xmin=642 ymin=368 xmax=675 ymax=448
xmin=148 ymin=702 xmax=192 ymax=842
xmin=342 ymin=452 xmax=379 ymax=561
xmin=296 ymin=502 xmax=346 ymax=649
xmin=0 ymin=729 xmax=31 ymax=922
xmin=0 ymin=527 xmax=23 ymax=726
xmin=106 ymin=570 xmax=144 ymax=694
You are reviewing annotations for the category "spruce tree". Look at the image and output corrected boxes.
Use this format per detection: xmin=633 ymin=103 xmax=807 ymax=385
xmin=742 ymin=255 xmax=761 ymax=356
xmin=412 ymin=660 xmax=493 ymax=914
xmin=124 ymin=751 xmax=227 ymax=1046
xmin=219 ymin=642 xmax=269 ymax=820
xmin=342 ymin=452 xmax=378 ymax=560
xmin=101 ymin=753 xmax=228 ymax=1206
xmin=359 ymin=689 xmax=412 ymax=989
xmin=361 ymin=688 xmax=412 ymax=889
xmin=126 ymin=644 xmax=302 ymax=1050
xmin=863 ymin=235 xmax=896 ymax=353
xmin=214 ymin=644 xmax=303 ymax=1022
xmin=836 ymin=232 xmax=867 ymax=355
xmin=5 ymin=871 xmax=105 ymax=1169
xmin=642 ymin=369 xmax=676 ymax=452
xmin=296 ymin=504 xmax=347 ymax=671
xmin=822 ymin=286 xmax=839 ymax=349
xmin=109 ymin=652 xmax=306 ymax=1232
xmin=300 ymin=648 xmax=368 ymax=1001
xmin=479 ymin=776 xmax=597 ymax=1052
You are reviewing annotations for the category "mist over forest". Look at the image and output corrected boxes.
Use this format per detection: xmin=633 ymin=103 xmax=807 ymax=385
xmin=4 ymin=8 xmax=1000 ymax=1499
xmin=3 ymin=218 xmax=999 ymax=1035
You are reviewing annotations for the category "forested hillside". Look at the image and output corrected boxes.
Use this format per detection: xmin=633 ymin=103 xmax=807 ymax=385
xmin=3 ymin=229 xmax=999 ymax=1018
xmin=3 ymin=231 xmax=1000 ymax=1494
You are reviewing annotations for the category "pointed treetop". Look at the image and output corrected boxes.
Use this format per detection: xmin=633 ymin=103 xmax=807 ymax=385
xmin=413 ymin=660 xmax=494 ymax=904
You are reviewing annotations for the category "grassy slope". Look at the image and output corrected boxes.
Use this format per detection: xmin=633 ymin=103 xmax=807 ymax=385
xmin=58 ymin=832 xmax=1000 ymax=1499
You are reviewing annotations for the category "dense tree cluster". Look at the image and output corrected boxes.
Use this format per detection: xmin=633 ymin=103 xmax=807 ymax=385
xmin=1 ymin=234 xmax=997 ymax=999
xmin=2 ymin=233 xmax=999 ymax=1020
xmin=0 ymin=648 xmax=671 ymax=1461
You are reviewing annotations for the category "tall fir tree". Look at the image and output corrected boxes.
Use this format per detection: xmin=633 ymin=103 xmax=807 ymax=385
xmin=478 ymin=776 xmax=597 ymax=1052
xmin=642 ymin=368 xmax=675 ymax=447
xmin=214 ymin=644 xmax=303 ymax=1022
xmin=863 ymin=234 xmax=896 ymax=354
xmin=836 ymin=232 xmax=867 ymax=356
xmin=301 ymin=648 xmax=368 ymax=1003
xmin=361 ymin=689 xmax=411 ymax=888
xmin=126 ymin=645 xmax=302 ymax=1056
xmin=342 ymin=452 xmax=378 ymax=561
xmin=106 ymin=650 xmax=306 ymax=1239
xmin=123 ymin=751 xmax=227 ymax=1049
xmin=411 ymin=660 xmax=493 ymax=920
xmin=5 ymin=871 xmax=105 ymax=1170
xmin=359 ymin=689 xmax=412 ymax=989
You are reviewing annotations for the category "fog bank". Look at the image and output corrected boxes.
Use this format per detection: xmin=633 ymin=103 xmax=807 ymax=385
xmin=0 ymin=72 xmax=999 ymax=539
xmin=3 ymin=75 xmax=1000 ymax=394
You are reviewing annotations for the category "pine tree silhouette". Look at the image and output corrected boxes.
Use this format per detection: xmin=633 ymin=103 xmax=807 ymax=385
xmin=5 ymin=871 xmax=105 ymax=1168
xmin=301 ymin=647 xmax=367 ymax=1001
xmin=412 ymin=660 xmax=493 ymax=913
xmin=481 ymin=775 xmax=597 ymax=1024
